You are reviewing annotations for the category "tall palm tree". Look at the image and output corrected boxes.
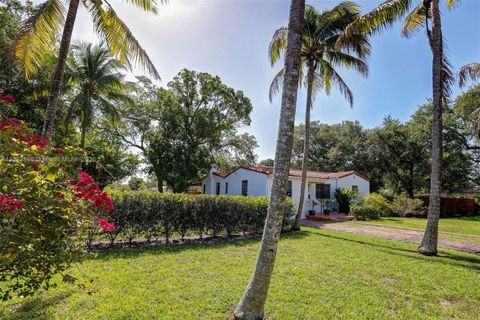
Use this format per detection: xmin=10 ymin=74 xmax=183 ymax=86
xmin=67 ymin=43 xmax=129 ymax=148
xmin=269 ymin=2 xmax=370 ymax=230
xmin=337 ymin=0 xmax=456 ymax=256
xmin=233 ymin=0 xmax=305 ymax=318
xmin=459 ymin=62 xmax=480 ymax=138
xmin=15 ymin=0 xmax=161 ymax=140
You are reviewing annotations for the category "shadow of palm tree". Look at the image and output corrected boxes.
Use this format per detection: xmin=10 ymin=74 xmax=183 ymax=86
xmin=312 ymin=231 xmax=480 ymax=272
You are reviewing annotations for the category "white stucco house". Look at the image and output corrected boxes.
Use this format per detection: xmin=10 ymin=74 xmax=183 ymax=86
xmin=201 ymin=165 xmax=370 ymax=218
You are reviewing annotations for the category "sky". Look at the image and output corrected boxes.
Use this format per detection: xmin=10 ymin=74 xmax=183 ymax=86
xmin=41 ymin=0 xmax=480 ymax=159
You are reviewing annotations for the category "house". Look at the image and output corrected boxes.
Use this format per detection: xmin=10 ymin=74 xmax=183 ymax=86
xmin=202 ymin=165 xmax=370 ymax=217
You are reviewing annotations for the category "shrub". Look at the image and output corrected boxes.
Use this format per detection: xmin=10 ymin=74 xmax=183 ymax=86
xmin=104 ymin=191 xmax=295 ymax=242
xmin=363 ymin=193 xmax=392 ymax=216
xmin=334 ymin=188 xmax=359 ymax=213
xmin=350 ymin=204 xmax=381 ymax=220
xmin=391 ymin=195 xmax=426 ymax=217
xmin=128 ymin=177 xmax=145 ymax=190
xmin=0 ymin=97 xmax=114 ymax=300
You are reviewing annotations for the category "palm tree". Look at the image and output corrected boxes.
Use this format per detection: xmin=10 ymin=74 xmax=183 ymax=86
xmin=66 ymin=43 xmax=129 ymax=148
xmin=337 ymin=0 xmax=456 ymax=256
xmin=15 ymin=0 xmax=161 ymax=140
xmin=459 ymin=63 xmax=480 ymax=138
xmin=233 ymin=0 xmax=305 ymax=318
xmin=269 ymin=2 xmax=370 ymax=231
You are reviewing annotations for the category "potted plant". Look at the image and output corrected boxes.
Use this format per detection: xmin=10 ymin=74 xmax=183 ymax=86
xmin=323 ymin=199 xmax=331 ymax=214
xmin=308 ymin=199 xmax=319 ymax=215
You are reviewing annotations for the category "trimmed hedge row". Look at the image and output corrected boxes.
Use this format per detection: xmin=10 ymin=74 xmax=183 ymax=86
xmin=101 ymin=190 xmax=295 ymax=244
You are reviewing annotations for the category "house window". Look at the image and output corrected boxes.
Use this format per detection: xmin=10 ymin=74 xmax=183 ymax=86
xmin=203 ymin=184 xmax=206 ymax=194
xmin=225 ymin=182 xmax=229 ymax=195
xmin=241 ymin=180 xmax=248 ymax=196
xmin=316 ymin=183 xmax=330 ymax=199
xmin=287 ymin=181 xmax=292 ymax=196
xmin=352 ymin=185 xmax=359 ymax=193
xmin=216 ymin=182 xmax=221 ymax=195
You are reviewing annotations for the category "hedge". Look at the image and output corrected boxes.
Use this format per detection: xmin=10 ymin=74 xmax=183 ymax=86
xmin=99 ymin=190 xmax=296 ymax=244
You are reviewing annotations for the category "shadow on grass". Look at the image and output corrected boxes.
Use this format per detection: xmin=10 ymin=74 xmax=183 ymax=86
xmin=312 ymin=230 xmax=480 ymax=272
xmin=3 ymin=291 xmax=71 ymax=320
xmin=94 ymin=229 xmax=311 ymax=260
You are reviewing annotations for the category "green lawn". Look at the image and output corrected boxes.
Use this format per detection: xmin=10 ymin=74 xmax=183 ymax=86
xmin=354 ymin=216 xmax=480 ymax=236
xmin=3 ymin=228 xmax=480 ymax=320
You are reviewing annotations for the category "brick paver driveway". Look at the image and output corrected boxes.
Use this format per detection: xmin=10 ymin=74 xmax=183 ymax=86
xmin=302 ymin=220 xmax=480 ymax=255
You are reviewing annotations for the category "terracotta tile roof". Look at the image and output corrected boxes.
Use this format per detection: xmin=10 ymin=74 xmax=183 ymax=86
xmin=212 ymin=172 xmax=228 ymax=177
xmin=223 ymin=165 xmax=369 ymax=181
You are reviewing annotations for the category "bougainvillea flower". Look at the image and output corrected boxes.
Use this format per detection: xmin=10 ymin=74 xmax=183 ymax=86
xmin=70 ymin=172 xmax=114 ymax=213
xmin=0 ymin=194 xmax=23 ymax=212
xmin=0 ymin=118 xmax=22 ymax=130
xmin=0 ymin=95 xmax=15 ymax=104
xmin=52 ymin=147 xmax=63 ymax=154
xmin=95 ymin=216 xmax=115 ymax=233
xmin=26 ymin=133 xmax=49 ymax=148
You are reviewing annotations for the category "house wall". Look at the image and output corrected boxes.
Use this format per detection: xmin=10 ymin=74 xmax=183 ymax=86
xmin=203 ymin=175 xmax=223 ymax=195
xmin=203 ymin=168 xmax=268 ymax=196
xmin=336 ymin=174 xmax=370 ymax=197
xmin=202 ymin=170 xmax=370 ymax=217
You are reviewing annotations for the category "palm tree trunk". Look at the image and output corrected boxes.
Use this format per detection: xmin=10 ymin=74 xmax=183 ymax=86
xmin=157 ymin=179 xmax=163 ymax=193
xmin=419 ymin=0 xmax=443 ymax=256
xmin=42 ymin=0 xmax=80 ymax=140
xmin=292 ymin=60 xmax=315 ymax=230
xmin=232 ymin=0 xmax=305 ymax=319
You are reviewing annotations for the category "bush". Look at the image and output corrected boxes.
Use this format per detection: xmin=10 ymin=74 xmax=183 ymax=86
xmin=0 ymin=100 xmax=114 ymax=300
xmin=350 ymin=204 xmax=381 ymax=220
xmin=334 ymin=188 xmax=359 ymax=214
xmin=391 ymin=195 xmax=426 ymax=217
xmin=363 ymin=193 xmax=392 ymax=216
xmin=128 ymin=177 xmax=146 ymax=190
xmin=105 ymin=191 xmax=295 ymax=243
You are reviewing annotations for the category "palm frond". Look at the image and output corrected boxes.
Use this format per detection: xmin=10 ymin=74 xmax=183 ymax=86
xmin=337 ymin=0 xmax=412 ymax=49
xmin=446 ymin=0 xmax=461 ymax=10
xmin=316 ymin=1 xmax=360 ymax=41
xmin=15 ymin=0 xmax=66 ymax=79
xmin=268 ymin=68 xmax=284 ymax=103
xmin=324 ymin=50 xmax=369 ymax=77
xmin=402 ymin=3 xmax=429 ymax=37
xmin=88 ymin=1 xmax=160 ymax=79
xmin=319 ymin=60 xmax=354 ymax=107
xmin=459 ymin=63 xmax=480 ymax=87
xmin=268 ymin=27 xmax=288 ymax=66
xmin=441 ymin=48 xmax=455 ymax=100
xmin=120 ymin=0 xmax=160 ymax=14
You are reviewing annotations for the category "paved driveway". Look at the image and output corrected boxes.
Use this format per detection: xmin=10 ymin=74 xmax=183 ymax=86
xmin=302 ymin=220 xmax=480 ymax=255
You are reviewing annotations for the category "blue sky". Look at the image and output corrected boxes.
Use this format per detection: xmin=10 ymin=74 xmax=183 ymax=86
xmin=66 ymin=0 xmax=480 ymax=159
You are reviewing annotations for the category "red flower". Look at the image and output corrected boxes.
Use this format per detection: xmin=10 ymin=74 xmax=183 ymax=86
xmin=26 ymin=133 xmax=49 ymax=148
xmin=0 ymin=118 xmax=22 ymax=130
xmin=95 ymin=216 xmax=115 ymax=233
xmin=0 ymin=194 xmax=23 ymax=212
xmin=0 ymin=95 xmax=15 ymax=104
xmin=32 ymin=162 xmax=39 ymax=171
xmin=52 ymin=147 xmax=63 ymax=154
xmin=70 ymin=172 xmax=114 ymax=213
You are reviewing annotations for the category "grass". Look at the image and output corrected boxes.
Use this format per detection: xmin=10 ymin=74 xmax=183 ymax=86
xmin=353 ymin=216 xmax=480 ymax=236
xmin=2 ymin=228 xmax=480 ymax=320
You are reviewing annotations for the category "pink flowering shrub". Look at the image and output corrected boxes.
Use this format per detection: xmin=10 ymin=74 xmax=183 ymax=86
xmin=0 ymin=194 xmax=23 ymax=212
xmin=0 ymin=93 xmax=114 ymax=300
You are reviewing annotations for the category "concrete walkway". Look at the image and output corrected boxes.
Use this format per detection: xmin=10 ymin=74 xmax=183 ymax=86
xmin=302 ymin=220 xmax=480 ymax=255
